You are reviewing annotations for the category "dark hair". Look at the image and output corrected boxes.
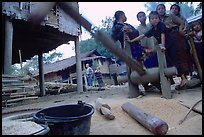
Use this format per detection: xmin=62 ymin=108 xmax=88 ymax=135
xmin=156 ymin=3 xmax=166 ymax=11
xmin=136 ymin=11 xmax=145 ymax=19
xmin=113 ymin=10 xmax=124 ymax=26
xmin=191 ymin=20 xmax=202 ymax=30
xmin=170 ymin=4 xmax=181 ymax=15
xmin=149 ymin=11 xmax=160 ymax=20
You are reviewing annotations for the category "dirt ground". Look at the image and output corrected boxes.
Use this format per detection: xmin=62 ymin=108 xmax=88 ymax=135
xmin=2 ymin=81 xmax=202 ymax=135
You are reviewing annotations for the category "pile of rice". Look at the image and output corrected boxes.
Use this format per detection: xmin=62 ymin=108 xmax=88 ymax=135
xmin=2 ymin=120 xmax=44 ymax=135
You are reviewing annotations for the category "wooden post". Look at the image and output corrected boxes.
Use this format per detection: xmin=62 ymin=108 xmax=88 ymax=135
xmin=38 ymin=51 xmax=45 ymax=96
xmin=156 ymin=46 xmax=172 ymax=99
xmin=18 ymin=50 xmax=23 ymax=75
xmin=18 ymin=49 xmax=26 ymax=92
xmin=124 ymin=37 xmax=141 ymax=98
xmin=4 ymin=16 xmax=13 ymax=75
xmin=75 ymin=37 xmax=83 ymax=93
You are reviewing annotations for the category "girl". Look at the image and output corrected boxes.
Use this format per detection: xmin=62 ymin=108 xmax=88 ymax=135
xmin=111 ymin=10 xmax=145 ymax=65
xmin=187 ymin=20 xmax=202 ymax=72
xmin=136 ymin=11 xmax=158 ymax=68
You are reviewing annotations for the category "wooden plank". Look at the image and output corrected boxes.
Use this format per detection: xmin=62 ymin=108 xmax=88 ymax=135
xmin=3 ymin=96 xmax=38 ymax=103
xmin=2 ymin=79 xmax=21 ymax=83
xmin=157 ymin=47 xmax=172 ymax=99
xmin=2 ymin=74 xmax=24 ymax=78
xmin=10 ymin=91 xmax=36 ymax=96
xmin=2 ymin=87 xmax=24 ymax=92
xmin=3 ymin=83 xmax=30 ymax=87
xmin=2 ymin=86 xmax=34 ymax=91
xmin=10 ymin=94 xmax=26 ymax=98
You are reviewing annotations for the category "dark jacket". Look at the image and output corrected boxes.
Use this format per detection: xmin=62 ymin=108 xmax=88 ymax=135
xmin=111 ymin=22 xmax=139 ymax=48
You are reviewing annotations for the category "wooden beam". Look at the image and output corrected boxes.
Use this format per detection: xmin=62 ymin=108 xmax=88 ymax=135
xmin=4 ymin=16 xmax=13 ymax=74
xmin=38 ymin=51 xmax=45 ymax=96
xmin=157 ymin=47 xmax=172 ymax=99
xmin=75 ymin=36 xmax=83 ymax=93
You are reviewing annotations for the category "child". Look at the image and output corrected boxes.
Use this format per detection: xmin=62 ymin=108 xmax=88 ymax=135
xmin=188 ymin=20 xmax=202 ymax=67
xmin=136 ymin=11 xmax=158 ymax=68
xmin=136 ymin=11 xmax=156 ymax=52
xmin=186 ymin=20 xmax=202 ymax=81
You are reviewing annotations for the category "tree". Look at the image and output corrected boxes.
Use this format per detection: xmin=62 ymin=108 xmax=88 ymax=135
xmin=80 ymin=16 xmax=116 ymax=58
xmin=194 ymin=2 xmax=202 ymax=15
xmin=176 ymin=2 xmax=202 ymax=15
xmin=11 ymin=51 xmax=63 ymax=76
xmin=144 ymin=2 xmax=166 ymax=13
xmin=43 ymin=51 xmax=63 ymax=64
xmin=144 ymin=2 xmax=200 ymax=17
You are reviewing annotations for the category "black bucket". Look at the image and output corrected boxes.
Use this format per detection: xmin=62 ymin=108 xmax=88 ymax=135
xmin=33 ymin=101 xmax=95 ymax=135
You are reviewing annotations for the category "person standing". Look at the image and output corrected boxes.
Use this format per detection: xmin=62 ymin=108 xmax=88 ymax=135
xmin=86 ymin=63 xmax=94 ymax=87
xmin=136 ymin=11 xmax=158 ymax=69
xmin=186 ymin=20 xmax=202 ymax=80
xmin=95 ymin=67 xmax=104 ymax=87
xmin=111 ymin=10 xmax=145 ymax=65
xmin=156 ymin=4 xmax=192 ymax=90
xmin=136 ymin=11 xmax=159 ymax=91
xmin=111 ymin=10 xmax=146 ymax=96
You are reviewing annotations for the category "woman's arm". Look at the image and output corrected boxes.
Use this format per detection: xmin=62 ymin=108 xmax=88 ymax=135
xmin=160 ymin=33 xmax=166 ymax=52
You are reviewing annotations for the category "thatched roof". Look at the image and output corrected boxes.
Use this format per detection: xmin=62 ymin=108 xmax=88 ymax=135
xmin=2 ymin=2 xmax=80 ymax=64
xmin=33 ymin=49 xmax=108 ymax=76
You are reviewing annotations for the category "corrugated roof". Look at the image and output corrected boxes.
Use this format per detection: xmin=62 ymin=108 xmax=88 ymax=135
xmin=33 ymin=50 xmax=107 ymax=76
xmin=187 ymin=13 xmax=202 ymax=23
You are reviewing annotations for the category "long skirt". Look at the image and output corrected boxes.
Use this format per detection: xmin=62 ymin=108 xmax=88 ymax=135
xmin=169 ymin=32 xmax=192 ymax=76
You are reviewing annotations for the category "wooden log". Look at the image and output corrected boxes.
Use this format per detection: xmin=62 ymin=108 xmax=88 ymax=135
xmin=121 ymin=102 xmax=168 ymax=135
xmin=95 ymin=98 xmax=115 ymax=120
xmin=117 ymin=67 xmax=177 ymax=84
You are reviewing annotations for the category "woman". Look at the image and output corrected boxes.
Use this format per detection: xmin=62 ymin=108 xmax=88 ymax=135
xmin=111 ymin=10 xmax=144 ymax=64
xmin=169 ymin=4 xmax=193 ymax=90
xmin=156 ymin=4 xmax=191 ymax=90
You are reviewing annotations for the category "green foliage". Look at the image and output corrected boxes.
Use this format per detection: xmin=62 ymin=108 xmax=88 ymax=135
xmin=175 ymin=2 xmax=202 ymax=16
xmin=43 ymin=51 xmax=63 ymax=64
xmin=11 ymin=51 xmax=63 ymax=75
xmin=144 ymin=2 xmax=201 ymax=17
xmin=144 ymin=2 xmax=166 ymax=13
xmin=79 ymin=16 xmax=116 ymax=58
xmin=193 ymin=2 xmax=202 ymax=15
